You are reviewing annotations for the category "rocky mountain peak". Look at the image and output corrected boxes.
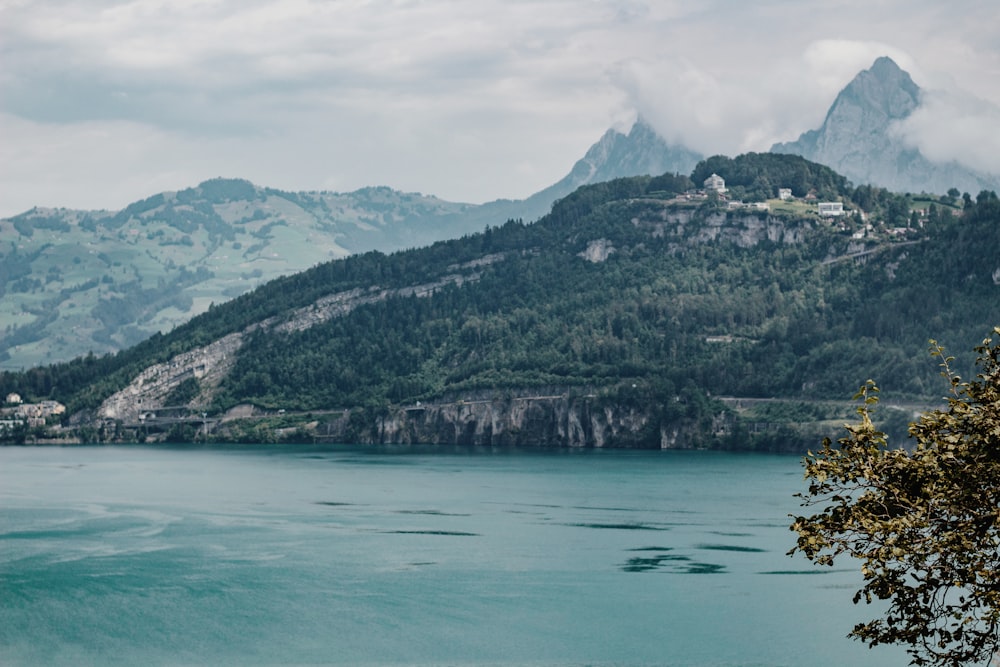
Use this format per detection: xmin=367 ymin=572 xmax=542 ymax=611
xmin=509 ymin=117 xmax=703 ymax=223
xmin=833 ymin=56 xmax=919 ymax=121
xmin=563 ymin=117 xmax=702 ymax=190
xmin=771 ymin=57 xmax=998 ymax=195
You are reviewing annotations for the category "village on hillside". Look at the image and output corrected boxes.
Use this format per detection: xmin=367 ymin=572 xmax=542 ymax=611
xmin=1 ymin=393 xmax=66 ymax=431
xmin=670 ymin=172 xmax=955 ymax=240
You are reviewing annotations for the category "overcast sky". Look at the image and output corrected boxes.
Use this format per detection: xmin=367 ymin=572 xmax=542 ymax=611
xmin=2 ymin=0 xmax=999 ymax=218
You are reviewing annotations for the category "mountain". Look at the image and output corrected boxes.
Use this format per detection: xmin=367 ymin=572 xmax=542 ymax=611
xmin=0 ymin=120 xmax=699 ymax=369
xmin=516 ymin=117 xmax=702 ymax=217
xmin=0 ymin=181 xmax=479 ymax=368
xmin=5 ymin=158 xmax=1000 ymax=449
xmin=771 ymin=57 xmax=1000 ymax=195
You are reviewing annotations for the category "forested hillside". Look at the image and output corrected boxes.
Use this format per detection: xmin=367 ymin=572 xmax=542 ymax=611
xmin=3 ymin=156 xmax=999 ymax=449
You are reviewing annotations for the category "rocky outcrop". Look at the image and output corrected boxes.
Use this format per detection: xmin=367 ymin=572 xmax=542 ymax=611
xmin=314 ymin=390 xmax=727 ymax=449
xmin=631 ymin=207 xmax=814 ymax=248
xmin=98 ymin=332 xmax=244 ymax=423
xmin=579 ymin=238 xmax=615 ymax=262
xmin=96 ymin=260 xmax=503 ymax=423
xmin=686 ymin=212 xmax=812 ymax=247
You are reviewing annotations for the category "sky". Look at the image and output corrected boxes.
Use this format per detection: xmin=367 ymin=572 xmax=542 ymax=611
xmin=2 ymin=0 xmax=999 ymax=218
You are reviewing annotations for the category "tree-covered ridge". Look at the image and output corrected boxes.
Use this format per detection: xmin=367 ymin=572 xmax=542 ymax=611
xmin=692 ymin=153 xmax=851 ymax=201
xmin=210 ymin=188 xmax=997 ymax=415
xmin=2 ymin=157 xmax=999 ymax=447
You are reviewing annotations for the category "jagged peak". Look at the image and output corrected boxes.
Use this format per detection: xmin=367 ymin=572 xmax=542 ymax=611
xmin=585 ymin=127 xmax=625 ymax=157
xmin=870 ymin=55 xmax=904 ymax=76
xmin=584 ymin=116 xmax=667 ymax=155
xmin=769 ymin=56 xmax=998 ymax=195
xmin=835 ymin=56 xmax=920 ymax=119
xmin=627 ymin=116 xmax=661 ymax=141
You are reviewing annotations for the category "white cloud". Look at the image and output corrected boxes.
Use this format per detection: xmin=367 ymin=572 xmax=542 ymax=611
xmin=800 ymin=40 xmax=920 ymax=93
xmin=0 ymin=113 xmax=241 ymax=213
xmin=609 ymin=39 xmax=922 ymax=158
xmin=894 ymin=90 xmax=1000 ymax=178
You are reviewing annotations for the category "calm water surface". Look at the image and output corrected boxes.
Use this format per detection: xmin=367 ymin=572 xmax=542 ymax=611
xmin=0 ymin=445 xmax=906 ymax=666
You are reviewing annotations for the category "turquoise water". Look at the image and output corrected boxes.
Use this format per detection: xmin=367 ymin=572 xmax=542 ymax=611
xmin=0 ymin=445 xmax=906 ymax=666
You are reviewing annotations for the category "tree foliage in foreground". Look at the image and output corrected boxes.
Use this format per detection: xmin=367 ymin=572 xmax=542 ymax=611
xmin=791 ymin=329 xmax=1000 ymax=666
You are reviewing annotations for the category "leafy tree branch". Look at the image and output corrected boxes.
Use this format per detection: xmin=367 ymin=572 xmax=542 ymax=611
xmin=791 ymin=329 xmax=1000 ymax=666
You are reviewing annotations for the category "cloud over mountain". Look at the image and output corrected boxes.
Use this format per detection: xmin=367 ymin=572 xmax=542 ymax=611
xmin=611 ymin=40 xmax=921 ymax=159
xmin=771 ymin=57 xmax=999 ymax=195
xmin=893 ymin=89 xmax=1000 ymax=179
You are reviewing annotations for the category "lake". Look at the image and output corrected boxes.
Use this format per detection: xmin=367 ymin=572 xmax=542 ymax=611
xmin=0 ymin=445 xmax=906 ymax=666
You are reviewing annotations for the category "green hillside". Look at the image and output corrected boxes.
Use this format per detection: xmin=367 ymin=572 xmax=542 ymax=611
xmin=0 ymin=179 xmax=504 ymax=368
xmin=3 ymin=157 xmax=999 ymax=449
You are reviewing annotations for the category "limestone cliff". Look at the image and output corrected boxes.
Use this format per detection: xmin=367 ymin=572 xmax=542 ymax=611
xmin=96 ymin=261 xmax=499 ymax=423
xmin=629 ymin=206 xmax=816 ymax=251
xmin=310 ymin=390 xmax=730 ymax=449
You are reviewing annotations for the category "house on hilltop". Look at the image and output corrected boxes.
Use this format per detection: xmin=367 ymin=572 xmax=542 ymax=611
xmin=703 ymin=173 xmax=726 ymax=193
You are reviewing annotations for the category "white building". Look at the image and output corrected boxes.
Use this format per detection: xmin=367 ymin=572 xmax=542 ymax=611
xmin=778 ymin=188 xmax=792 ymax=201
xmin=818 ymin=202 xmax=845 ymax=217
xmin=703 ymin=173 xmax=726 ymax=193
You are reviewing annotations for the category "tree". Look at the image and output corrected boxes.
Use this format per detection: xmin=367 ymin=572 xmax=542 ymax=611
xmin=791 ymin=329 xmax=1000 ymax=667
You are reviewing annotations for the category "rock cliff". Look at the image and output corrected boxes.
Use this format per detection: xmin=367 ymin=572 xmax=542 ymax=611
xmin=96 ymin=260 xmax=499 ymax=423
xmin=632 ymin=207 xmax=815 ymax=249
xmin=311 ymin=390 xmax=728 ymax=449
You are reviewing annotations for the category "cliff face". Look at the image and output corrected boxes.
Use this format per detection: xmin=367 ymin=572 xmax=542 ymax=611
xmin=632 ymin=208 xmax=815 ymax=250
xmin=98 ymin=332 xmax=244 ymax=423
xmin=96 ymin=263 xmax=496 ymax=423
xmin=313 ymin=391 xmax=728 ymax=449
